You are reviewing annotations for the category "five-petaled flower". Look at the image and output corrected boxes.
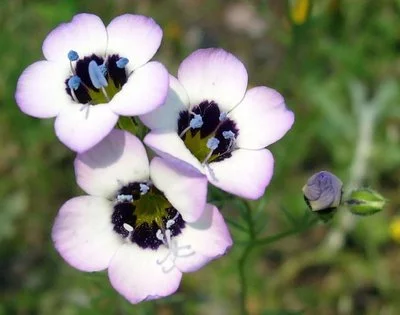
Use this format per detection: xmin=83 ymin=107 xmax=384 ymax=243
xmin=141 ymin=48 xmax=294 ymax=199
xmin=52 ymin=129 xmax=232 ymax=303
xmin=15 ymin=13 xmax=169 ymax=152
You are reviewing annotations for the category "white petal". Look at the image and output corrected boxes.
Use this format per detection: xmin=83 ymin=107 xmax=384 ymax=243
xmin=174 ymin=204 xmax=232 ymax=273
xmin=205 ymin=148 xmax=274 ymax=199
xmin=106 ymin=14 xmax=163 ymax=71
xmin=140 ymin=75 xmax=189 ymax=131
xmin=75 ymin=130 xmax=149 ymax=198
xmin=230 ymin=86 xmax=295 ymax=149
xmin=52 ymin=196 xmax=122 ymax=272
xmin=43 ymin=13 xmax=107 ymax=62
xmin=54 ymin=103 xmax=118 ymax=153
xmin=178 ymin=48 xmax=248 ymax=112
xmin=108 ymin=244 xmax=182 ymax=304
xmin=15 ymin=61 xmax=70 ymax=118
xmin=144 ymin=131 xmax=204 ymax=174
xmin=110 ymin=62 xmax=169 ymax=116
xmin=150 ymin=157 xmax=207 ymax=223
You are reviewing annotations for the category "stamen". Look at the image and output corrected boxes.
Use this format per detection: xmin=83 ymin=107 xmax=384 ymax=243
xmin=101 ymin=87 xmax=110 ymax=102
xmin=207 ymin=137 xmax=220 ymax=150
xmin=116 ymin=57 xmax=129 ymax=68
xmin=123 ymin=223 xmax=134 ymax=232
xmin=116 ymin=194 xmax=133 ymax=203
xmin=156 ymin=229 xmax=164 ymax=242
xmin=139 ymin=183 xmax=150 ymax=195
xmin=219 ymin=112 xmax=228 ymax=121
xmin=189 ymin=114 xmax=203 ymax=129
xmin=99 ymin=63 xmax=107 ymax=76
xmin=222 ymin=130 xmax=235 ymax=140
xmin=88 ymin=60 xmax=108 ymax=89
xmin=67 ymin=75 xmax=81 ymax=90
xmin=68 ymin=50 xmax=79 ymax=61
xmin=202 ymin=137 xmax=220 ymax=165
xmin=68 ymin=76 xmax=81 ymax=103
xmin=166 ymin=212 xmax=180 ymax=229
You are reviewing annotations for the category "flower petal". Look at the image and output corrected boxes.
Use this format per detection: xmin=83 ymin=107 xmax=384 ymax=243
xmin=43 ymin=13 xmax=107 ymax=62
xmin=230 ymin=86 xmax=295 ymax=149
xmin=52 ymin=196 xmax=121 ymax=272
xmin=140 ymin=75 xmax=189 ymax=131
xmin=110 ymin=61 xmax=169 ymax=116
xmin=150 ymin=157 xmax=207 ymax=223
xmin=205 ymin=148 xmax=274 ymax=199
xmin=75 ymin=130 xmax=149 ymax=198
xmin=108 ymin=244 xmax=182 ymax=304
xmin=144 ymin=131 xmax=204 ymax=174
xmin=106 ymin=14 xmax=163 ymax=71
xmin=15 ymin=61 xmax=70 ymax=118
xmin=174 ymin=204 xmax=232 ymax=273
xmin=178 ymin=48 xmax=248 ymax=112
xmin=54 ymin=103 xmax=118 ymax=152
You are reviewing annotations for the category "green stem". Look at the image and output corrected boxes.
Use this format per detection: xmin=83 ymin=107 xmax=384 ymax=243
xmin=238 ymin=202 xmax=256 ymax=315
xmin=237 ymin=209 xmax=319 ymax=315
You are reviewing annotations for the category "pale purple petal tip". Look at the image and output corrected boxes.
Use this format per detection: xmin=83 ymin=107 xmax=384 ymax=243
xmin=52 ymin=196 xmax=121 ymax=272
xmin=178 ymin=48 xmax=248 ymax=112
xmin=205 ymin=148 xmax=274 ymax=199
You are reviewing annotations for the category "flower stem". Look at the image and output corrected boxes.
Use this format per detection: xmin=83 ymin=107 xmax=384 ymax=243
xmin=238 ymin=202 xmax=256 ymax=315
xmin=237 ymin=206 xmax=319 ymax=315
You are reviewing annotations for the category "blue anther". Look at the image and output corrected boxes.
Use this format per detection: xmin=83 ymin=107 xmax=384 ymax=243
xmin=140 ymin=183 xmax=150 ymax=195
xmin=67 ymin=50 xmax=79 ymax=61
xmin=99 ymin=64 xmax=107 ymax=76
xmin=219 ymin=112 xmax=227 ymax=121
xmin=207 ymin=137 xmax=220 ymax=150
xmin=88 ymin=60 xmax=108 ymax=89
xmin=67 ymin=75 xmax=81 ymax=90
xmin=222 ymin=130 xmax=235 ymax=140
xmin=189 ymin=114 xmax=203 ymax=129
xmin=117 ymin=194 xmax=133 ymax=203
xmin=116 ymin=57 xmax=129 ymax=68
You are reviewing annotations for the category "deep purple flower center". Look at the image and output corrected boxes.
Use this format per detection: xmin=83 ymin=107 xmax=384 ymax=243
xmin=111 ymin=182 xmax=185 ymax=250
xmin=65 ymin=54 xmax=128 ymax=104
xmin=177 ymin=100 xmax=239 ymax=163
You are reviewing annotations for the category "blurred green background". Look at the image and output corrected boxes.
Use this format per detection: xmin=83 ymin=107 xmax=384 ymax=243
xmin=1 ymin=0 xmax=400 ymax=314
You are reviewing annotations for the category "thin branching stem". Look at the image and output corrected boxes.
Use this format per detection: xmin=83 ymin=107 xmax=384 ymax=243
xmin=238 ymin=201 xmax=256 ymax=315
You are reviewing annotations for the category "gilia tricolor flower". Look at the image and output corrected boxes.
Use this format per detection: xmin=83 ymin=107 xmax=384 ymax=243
xmin=52 ymin=130 xmax=232 ymax=303
xmin=16 ymin=13 xmax=168 ymax=152
xmin=141 ymin=48 xmax=294 ymax=199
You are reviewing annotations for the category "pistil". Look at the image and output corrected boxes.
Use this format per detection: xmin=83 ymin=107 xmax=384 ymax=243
xmin=88 ymin=60 xmax=110 ymax=101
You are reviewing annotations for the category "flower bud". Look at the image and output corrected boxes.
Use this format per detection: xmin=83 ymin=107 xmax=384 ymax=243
xmin=303 ymin=171 xmax=343 ymax=222
xmin=303 ymin=171 xmax=343 ymax=211
xmin=346 ymin=188 xmax=386 ymax=216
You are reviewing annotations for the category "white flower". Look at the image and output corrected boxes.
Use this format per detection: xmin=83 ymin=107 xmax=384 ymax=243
xmin=141 ymin=48 xmax=294 ymax=199
xmin=15 ymin=13 xmax=169 ymax=152
xmin=52 ymin=129 xmax=232 ymax=303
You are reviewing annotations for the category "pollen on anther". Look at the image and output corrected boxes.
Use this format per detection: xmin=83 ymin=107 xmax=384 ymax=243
xmin=207 ymin=137 xmax=220 ymax=150
xmin=222 ymin=130 xmax=235 ymax=140
xmin=139 ymin=183 xmax=150 ymax=195
xmin=219 ymin=112 xmax=228 ymax=121
xmin=67 ymin=50 xmax=79 ymax=61
xmin=123 ymin=223 xmax=134 ymax=232
xmin=116 ymin=57 xmax=129 ymax=68
xmin=117 ymin=194 xmax=133 ymax=203
xmin=67 ymin=75 xmax=81 ymax=90
xmin=189 ymin=114 xmax=203 ymax=129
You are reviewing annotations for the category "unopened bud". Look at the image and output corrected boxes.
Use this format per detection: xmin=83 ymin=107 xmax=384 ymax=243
xmin=303 ymin=171 xmax=343 ymax=222
xmin=346 ymin=188 xmax=386 ymax=216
